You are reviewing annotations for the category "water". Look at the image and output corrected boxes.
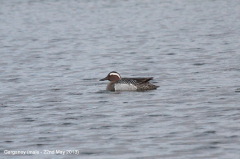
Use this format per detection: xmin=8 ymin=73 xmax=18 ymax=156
xmin=1 ymin=0 xmax=240 ymax=158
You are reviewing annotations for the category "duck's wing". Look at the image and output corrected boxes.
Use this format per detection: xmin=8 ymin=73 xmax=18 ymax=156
xmin=121 ymin=77 xmax=153 ymax=84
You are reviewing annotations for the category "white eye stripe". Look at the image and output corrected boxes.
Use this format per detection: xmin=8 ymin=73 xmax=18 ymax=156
xmin=110 ymin=73 xmax=121 ymax=78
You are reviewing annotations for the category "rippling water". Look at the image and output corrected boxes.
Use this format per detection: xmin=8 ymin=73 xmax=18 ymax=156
xmin=1 ymin=0 xmax=240 ymax=158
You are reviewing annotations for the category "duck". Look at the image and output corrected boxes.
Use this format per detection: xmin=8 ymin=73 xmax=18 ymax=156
xmin=100 ymin=71 xmax=159 ymax=91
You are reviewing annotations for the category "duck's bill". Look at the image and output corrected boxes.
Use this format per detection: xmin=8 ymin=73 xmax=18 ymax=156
xmin=99 ymin=77 xmax=108 ymax=81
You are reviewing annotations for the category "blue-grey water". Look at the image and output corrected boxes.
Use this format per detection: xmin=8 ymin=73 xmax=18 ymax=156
xmin=1 ymin=0 xmax=240 ymax=158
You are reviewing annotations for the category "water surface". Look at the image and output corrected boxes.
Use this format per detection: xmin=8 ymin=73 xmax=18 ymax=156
xmin=1 ymin=0 xmax=240 ymax=158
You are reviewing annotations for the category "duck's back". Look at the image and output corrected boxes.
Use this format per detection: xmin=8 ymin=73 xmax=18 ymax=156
xmin=113 ymin=78 xmax=158 ymax=91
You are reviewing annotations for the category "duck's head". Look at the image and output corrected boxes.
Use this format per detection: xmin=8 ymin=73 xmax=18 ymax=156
xmin=100 ymin=71 xmax=121 ymax=82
